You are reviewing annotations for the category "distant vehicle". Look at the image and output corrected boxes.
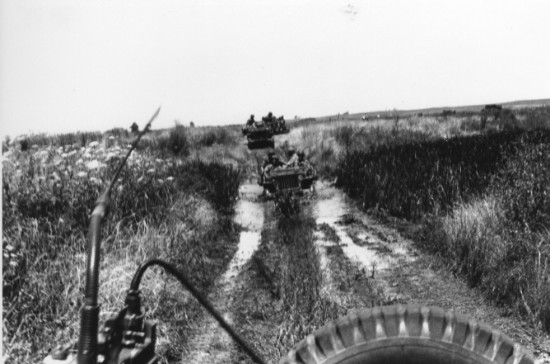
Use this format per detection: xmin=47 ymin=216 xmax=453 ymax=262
xmin=261 ymin=112 xmax=289 ymax=135
xmin=259 ymin=152 xmax=317 ymax=195
xmin=243 ymin=121 xmax=275 ymax=149
xmin=259 ymin=166 xmax=317 ymax=195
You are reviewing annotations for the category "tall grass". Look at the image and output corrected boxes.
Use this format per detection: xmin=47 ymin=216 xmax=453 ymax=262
xmin=332 ymin=115 xmax=550 ymax=332
xmin=2 ymin=137 xmax=243 ymax=363
xmin=336 ymin=131 xmax=541 ymax=219
xmin=425 ymin=197 xmax=550 ymax=331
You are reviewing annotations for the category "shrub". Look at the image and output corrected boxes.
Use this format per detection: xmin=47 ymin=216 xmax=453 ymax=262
xmin=20 ymin=139 xmax=29 ymax=151
xmin=193 ymin=127 xmax=234 ymax=147
xmin=157 ymin=123 xmax=190 ymax=156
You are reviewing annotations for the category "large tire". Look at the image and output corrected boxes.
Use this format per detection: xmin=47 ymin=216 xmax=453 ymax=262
xmin=280 ymin=305 xmax=534 ymax=364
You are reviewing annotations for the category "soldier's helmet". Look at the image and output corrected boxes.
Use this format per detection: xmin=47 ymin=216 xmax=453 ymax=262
xmin=268 ymin=112 xmax=273 ymax=117
xmin=297 ymin=150 xmax=305 ymax=158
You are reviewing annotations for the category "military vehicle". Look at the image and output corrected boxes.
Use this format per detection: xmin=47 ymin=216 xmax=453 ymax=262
xmin=243 ymin=121 xmax=275 ymax=149
xmin=259 ymin=164 xmax=317 ymax=195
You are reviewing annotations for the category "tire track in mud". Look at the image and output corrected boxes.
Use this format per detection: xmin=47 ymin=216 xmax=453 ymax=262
xmin=312 ymin=182 xmax=550 ymax=363
xmin=313 ymin=184 xmax=411 ymax=304
xmin=182 ymin=180 xmax=548 ymax=363
xmin=182 ymin=184 xmax=265 ymax=364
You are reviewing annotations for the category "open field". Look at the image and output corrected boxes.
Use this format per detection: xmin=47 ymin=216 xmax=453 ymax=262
xmin=3 ymin=104 xmax=550 ymax=363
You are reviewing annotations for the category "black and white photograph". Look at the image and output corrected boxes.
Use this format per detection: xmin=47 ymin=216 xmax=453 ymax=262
xmin=1 ymin=1 xmax=550 ymax=363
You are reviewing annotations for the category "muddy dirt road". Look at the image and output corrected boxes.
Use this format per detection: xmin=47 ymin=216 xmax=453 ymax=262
xmin=182 ymin=182 xmax=550 ymax=363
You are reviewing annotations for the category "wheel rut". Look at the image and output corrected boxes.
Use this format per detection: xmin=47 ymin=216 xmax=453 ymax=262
xmin=181 ymin=183 xmax=265 ymax=364
xmin=311 ymin=182 xmax=549 ymax=363
xmin=181 ymin=181 xmax=549 ymax=363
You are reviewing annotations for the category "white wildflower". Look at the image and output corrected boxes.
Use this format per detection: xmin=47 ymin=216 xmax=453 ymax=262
xmin=76 ymin=158 xmax=84 ymax=165
xmin=89 ymin=141 xmax=99 ymax=148
xmin=90 ymin=177 xmax=100 ymax=185
xmin=86 ymin=160 xmax=100 ymax=170
xmin=166 ymin=176 xmax=174 ymax=182
xmin=157 ymin=179 xmax=164 ymax=184
xmin=77 ymin=171 xmax=87 ymax=178
xmin=106 ymin=152 xmax=117 ymax=161
xmin=50 ymin=172 xmax=61 ymax=181
xmin=147 ymin=168 xmax=155 ymax=174
xmin=35 ymin=150 xmax=48 ymax=159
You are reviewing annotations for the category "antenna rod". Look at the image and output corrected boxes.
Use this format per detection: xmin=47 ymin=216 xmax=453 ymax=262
xmin=77 ymin=107 xmax=160 ymax=364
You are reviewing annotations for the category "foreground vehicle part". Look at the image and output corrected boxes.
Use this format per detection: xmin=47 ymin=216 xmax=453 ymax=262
xmin=280 ymin=305 xmax=534 ymax=364
xmin=46 ymin=304 xmax=535 ymax=364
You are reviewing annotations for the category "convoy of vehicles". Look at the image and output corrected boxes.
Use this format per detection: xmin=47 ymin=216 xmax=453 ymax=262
xmin=43 ymin=108 xmax=535 ymax=364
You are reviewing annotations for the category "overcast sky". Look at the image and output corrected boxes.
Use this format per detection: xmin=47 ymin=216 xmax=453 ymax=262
xmin=1 ymin=0 xmax=549 ymax=137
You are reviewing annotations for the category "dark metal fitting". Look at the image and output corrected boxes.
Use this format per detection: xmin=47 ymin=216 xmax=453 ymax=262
xmin=124 ymin=289 xmax=142 ymax=315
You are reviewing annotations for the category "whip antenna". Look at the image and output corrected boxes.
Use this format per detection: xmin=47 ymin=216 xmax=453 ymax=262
xmin=77 ymin=106 xmax=160 ymax=364
xmin=107 ymin=106 xmax=161 ymax=193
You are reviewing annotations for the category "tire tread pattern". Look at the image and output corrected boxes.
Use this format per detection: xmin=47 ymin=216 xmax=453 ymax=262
xmin=279 ymin=305 xmax=534 ymax=364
